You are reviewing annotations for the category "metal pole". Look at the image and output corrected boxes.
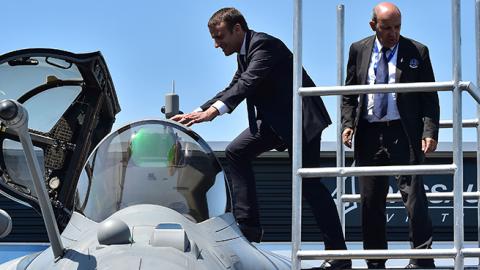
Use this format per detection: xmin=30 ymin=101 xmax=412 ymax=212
xmin=18 ymin=131 xmax=65 ymax=260
xmin=292 ymin=0 xmax=303 ymax=269
xmin=452 ymin=0 xmax=464 ymax=269
xmin=299 ymin=81 xmax=455 ymax=96
xmin=0 ymin=101 xmax=66 ymax=260
xmin=440 ymin=118 xmax=479 ymax=128
xmin=342 ymin=191 xmax=480 ymax=203
xmin=299 ymin=164 xmax=456 ymax=178
xmin=475 ymin=0 xmax=480 ymax=255
xmin=298 ymin=248 xmax=458 ymax=260
xmin=464 ymin=82 xmax=480 ymax=104
xmin=336 ymin=4 xmax=346 ymax=234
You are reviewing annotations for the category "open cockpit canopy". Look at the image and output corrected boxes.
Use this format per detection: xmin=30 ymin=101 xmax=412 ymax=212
xmin=75 ymin=120 xmax=230 ymax=223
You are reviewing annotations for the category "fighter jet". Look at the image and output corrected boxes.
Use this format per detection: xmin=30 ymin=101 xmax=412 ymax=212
xmin=0 ymin=49 xmax=291 ymax=269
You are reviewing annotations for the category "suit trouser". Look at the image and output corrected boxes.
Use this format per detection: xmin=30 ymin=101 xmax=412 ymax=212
xmin=225 ymin=120 xmax=347 ymax=250
xmin=356 ymin=120 xmax=433 ymax=265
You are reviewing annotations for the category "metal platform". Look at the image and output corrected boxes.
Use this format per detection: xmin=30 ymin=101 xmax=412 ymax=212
xmin=258 ymin=242 xmax=480 ymax=269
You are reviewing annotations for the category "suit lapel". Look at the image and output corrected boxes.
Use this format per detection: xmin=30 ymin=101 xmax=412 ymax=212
xmin=395 ymin=36 xmax=407 ymax=83
xmin=359 ymin=36 xmax=375 ymax=85
xmin=245 ymin=30 xmax=252 ymax=51
xmin=357 ymin=36 xmax=374 ymax=114
xmin=244 ymin=30 xmax=252 ymax=65
xmin=238 ymin=30 xmax=253 ymax=72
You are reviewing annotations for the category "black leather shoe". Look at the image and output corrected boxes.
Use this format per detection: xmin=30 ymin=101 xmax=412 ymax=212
xmin=367 ymin=261 xmax=386 ymax=269
xmin=405 ymin=262 xmax=436 ymax=269
xmin=238 ymin=223 xmax=263 ymax=243
xmin=307 ymin=259 xmax=351 ymax=270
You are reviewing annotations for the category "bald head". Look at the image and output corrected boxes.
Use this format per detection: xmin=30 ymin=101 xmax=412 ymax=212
xmin=370 ymin=2 xmax=402 ymax=48
xmin=372 ymin=2 xmax=401 ymax=23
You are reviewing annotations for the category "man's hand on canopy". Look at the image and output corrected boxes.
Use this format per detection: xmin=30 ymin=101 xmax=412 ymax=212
xmin=170 ymin=107 xmax=219 ymax=127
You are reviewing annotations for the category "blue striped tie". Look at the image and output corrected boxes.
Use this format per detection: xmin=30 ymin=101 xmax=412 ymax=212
xmin=373 ymin=47 xmax=389 ymax=119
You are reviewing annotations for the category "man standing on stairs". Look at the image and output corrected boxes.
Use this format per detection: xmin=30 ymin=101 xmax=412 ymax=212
xmin=172 ymin=7 xmax=351 ymax=270
xmin=341 ymin=2 xmax=439 ymax=269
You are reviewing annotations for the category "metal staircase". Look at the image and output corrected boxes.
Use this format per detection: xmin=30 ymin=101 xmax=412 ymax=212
xmin=291 ymin=1 xmax=480 ymax=269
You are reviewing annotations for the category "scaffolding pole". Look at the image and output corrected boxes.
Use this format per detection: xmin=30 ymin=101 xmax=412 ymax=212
xmin=335 ymin=3 xmax=346 ymax=234
xmin=451 ymin=0 xmax=464 ymax=269
xmin=475 ymin=0 xmax=480 ymax=255
xmin=291 ymin=0 xmax=303 ymax=269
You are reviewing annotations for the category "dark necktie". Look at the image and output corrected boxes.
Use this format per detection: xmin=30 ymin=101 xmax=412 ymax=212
xmin=373 ymin=47 xmax=390 ymax=119
xmin=240 ymin=54 xmax=258 ymax=133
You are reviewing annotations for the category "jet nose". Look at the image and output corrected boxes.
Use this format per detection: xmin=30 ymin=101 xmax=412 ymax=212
xmin=94 ymin=249 xmax=198 ymax=270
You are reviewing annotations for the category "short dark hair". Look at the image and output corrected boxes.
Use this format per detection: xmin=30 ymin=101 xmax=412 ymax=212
xmin=208 ymin=7 xmax=249 ymax=32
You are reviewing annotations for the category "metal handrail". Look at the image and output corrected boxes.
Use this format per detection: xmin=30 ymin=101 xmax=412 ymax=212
xmin=342 ymin=191 xmax=480 ymax=203
xmin=464 ymin=81 xmax=480 ymax=104
xmin=297 ymin=247 xmax=480 ymax=260
xmin=440 ymin=118 xmax=479 ymax=128
xmin=298 ymin=248 xmax=458 ymax=260
xmin=462 ymin=248 xmax=480 ymax=257
xmin=298 ymin=164 xmax=456 ymax=178
xmin=299 ymin=81 xmax=455 ymax=96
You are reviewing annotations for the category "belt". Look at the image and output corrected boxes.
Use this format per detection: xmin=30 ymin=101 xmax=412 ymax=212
xmin=364 ymin=119 xmax=401 ymax=127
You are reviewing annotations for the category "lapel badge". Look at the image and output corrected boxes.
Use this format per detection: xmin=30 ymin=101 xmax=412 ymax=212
xmin=409 ymin=58 xmax=419 ymax=69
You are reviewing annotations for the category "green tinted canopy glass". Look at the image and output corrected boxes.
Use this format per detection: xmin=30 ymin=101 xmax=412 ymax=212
xmin=129 ymin=128 xmax=177 ymax=167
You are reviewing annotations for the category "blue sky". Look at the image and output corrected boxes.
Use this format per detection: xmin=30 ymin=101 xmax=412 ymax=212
xmin=2 ymin=0 xmax=479 ymax=142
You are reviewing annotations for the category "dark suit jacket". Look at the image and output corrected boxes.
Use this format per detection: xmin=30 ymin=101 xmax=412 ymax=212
xmin=341 ymin=35 xmax=440 ymax=162
xmin=201 ymin=30 xmax=331 ymax=144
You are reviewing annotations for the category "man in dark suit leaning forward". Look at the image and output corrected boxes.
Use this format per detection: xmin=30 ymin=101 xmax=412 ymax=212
xmin=172 ymin=7 xmax=350 ymax=270
xmin=341 ymin=2 xmax=439 ymax=269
